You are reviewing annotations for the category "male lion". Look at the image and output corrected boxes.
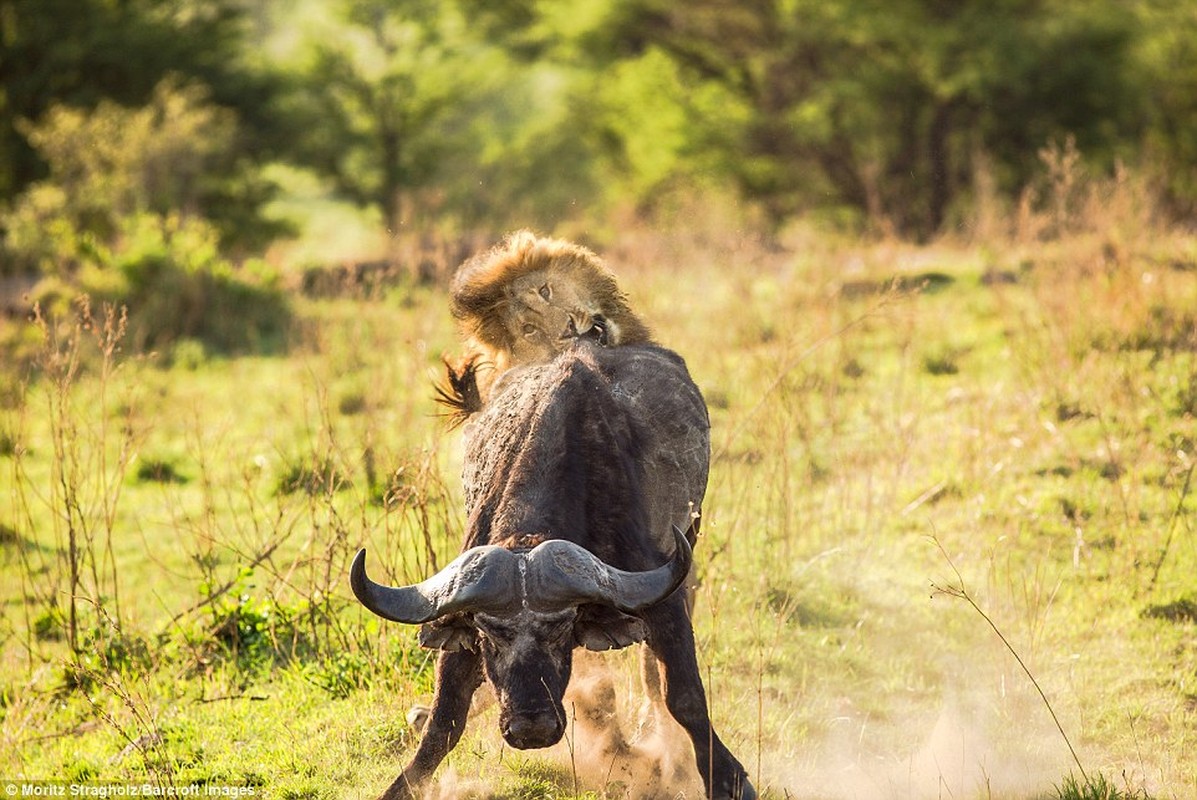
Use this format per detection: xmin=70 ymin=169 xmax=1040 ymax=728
xmin=437 ymin=230 xmax=652 ymax=422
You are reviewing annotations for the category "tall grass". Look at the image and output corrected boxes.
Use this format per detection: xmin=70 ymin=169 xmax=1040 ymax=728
xmin=0 ymin=284 xmax=460 ymax=787
xmin=1 ymin=177 xmax=1195 ymax=796
xmin=10 ymin=300 xmax=138 ymax=666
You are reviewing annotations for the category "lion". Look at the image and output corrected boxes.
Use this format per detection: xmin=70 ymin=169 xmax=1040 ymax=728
xmin=436 ymin=230 xmax=653 ymax=423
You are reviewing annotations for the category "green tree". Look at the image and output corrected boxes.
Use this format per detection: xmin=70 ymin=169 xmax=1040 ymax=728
xmin=4 ymin=79 xmax=290 ymax=273
xmin=4 ymin=80 xmax=290 ymax=354
xmin=440 ymin=0 xmax=742 ymax=229
xmin=588 ymin=0 xmax=1143 ymax=236
xmin=283 ymin=0 xmax=500 ymax=230
xmin=1135 ymin=1 xmax=1197 ymax=218
xmin=0 ymin=0 xmax=286 ymax=202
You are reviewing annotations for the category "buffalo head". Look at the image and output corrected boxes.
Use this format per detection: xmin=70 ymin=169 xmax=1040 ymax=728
xmin=350 ymin=527 xmax=691 ymax=750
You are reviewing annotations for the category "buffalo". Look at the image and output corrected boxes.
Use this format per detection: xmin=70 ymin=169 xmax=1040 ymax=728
xmin=351 ymin=339 xmax=756 ymax=799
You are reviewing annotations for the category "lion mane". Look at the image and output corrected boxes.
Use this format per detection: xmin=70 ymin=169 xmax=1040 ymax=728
xmin=436 ymin=230 xmax=652 ymax=423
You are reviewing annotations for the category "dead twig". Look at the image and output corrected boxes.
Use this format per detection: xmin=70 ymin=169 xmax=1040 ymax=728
xmin=929 ymin=535 xmax=1088 ymax=784
xmin=165 ymin=538 xmax=283 ymax=627
xmin=1146 ymin=458 xmax=1195 ymax=594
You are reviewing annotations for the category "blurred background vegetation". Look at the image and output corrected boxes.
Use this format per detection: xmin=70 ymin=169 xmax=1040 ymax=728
xmin=3 ymin=0 xmax=1197 ymax=358
xmin=3 ymin=3 xmax=1197 ymax=796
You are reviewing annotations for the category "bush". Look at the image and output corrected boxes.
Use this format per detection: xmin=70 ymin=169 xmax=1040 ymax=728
xmin=8 ymin=77 xmax=291 ymax=256
xmin=1054 ymin=772 xmax=1152 ymax=800
xmin=2 ymin=79 xmax=293 ymax=356
xmin=15 ymin=212 xmax=291 ymax=355
xmin=104 ymin=214 xmax=290 ymax=354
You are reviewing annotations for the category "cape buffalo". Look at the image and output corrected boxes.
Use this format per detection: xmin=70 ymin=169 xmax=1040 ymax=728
xmin=352 ymin=340 xmax=756 ymax=799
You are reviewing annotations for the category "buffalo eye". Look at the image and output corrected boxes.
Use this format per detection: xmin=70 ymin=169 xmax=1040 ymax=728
xmin=538 ymin=283 xmax=552 ymax=301
xmin=536 ymin=610 xmax=577 ymax=643
xmin=477 ymin=618 xmax=518 ymax=645
xmin=549 ymin=618 xmax=574 ymax=643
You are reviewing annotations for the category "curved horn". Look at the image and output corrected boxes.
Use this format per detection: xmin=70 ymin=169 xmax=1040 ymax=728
xmin=350 ymin=546 xmax=521 ymax=624
xmin=524 ymin=525 xmax=692 ymax=613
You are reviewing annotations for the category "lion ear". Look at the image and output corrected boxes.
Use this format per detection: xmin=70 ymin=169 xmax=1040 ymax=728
xmin=574 ymin=606 xmax=647 ymax=652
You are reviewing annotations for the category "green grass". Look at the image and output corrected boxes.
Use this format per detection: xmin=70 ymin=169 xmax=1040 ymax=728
xmin=2 ymin=228 xmax=1196 ymax=799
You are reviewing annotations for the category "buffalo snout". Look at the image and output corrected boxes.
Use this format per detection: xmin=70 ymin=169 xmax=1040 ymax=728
xmin=501 ymin=708 xmax=564 ymax=749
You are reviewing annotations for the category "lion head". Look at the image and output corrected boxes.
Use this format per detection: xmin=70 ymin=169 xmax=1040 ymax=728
xmin=436 ymin=231 xmax=652 ymax=421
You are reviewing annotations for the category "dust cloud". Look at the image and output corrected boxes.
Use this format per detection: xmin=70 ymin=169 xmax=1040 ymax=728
xmin=764 ymin=697 xmax=1068 ymax=799
xmin=558 ymin=655 xmax=704 ymax=798
xmin=415 ymin=652 xmax=1072 ymax=799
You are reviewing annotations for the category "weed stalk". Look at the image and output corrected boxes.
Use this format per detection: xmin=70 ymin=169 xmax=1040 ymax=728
xmin=32 ymin=299 xmax=137 ymax=659
xmin=930 ymin=536 xmax=1089 ymax=784
xmin=1146 ymin=458 xmax=1195 ymax=594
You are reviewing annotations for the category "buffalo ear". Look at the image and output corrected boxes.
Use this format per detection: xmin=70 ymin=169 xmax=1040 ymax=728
xmin=574 ymin=605 xmax=648 ymax=652
xmin=419 ymin=616 xmax=477 ymax=651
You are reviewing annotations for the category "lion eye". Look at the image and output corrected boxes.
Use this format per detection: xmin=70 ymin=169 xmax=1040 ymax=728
xmin=538 ymin=283 xmax=552 ymax=301
xmin=522 ymin=323 xmax=538 ymax=336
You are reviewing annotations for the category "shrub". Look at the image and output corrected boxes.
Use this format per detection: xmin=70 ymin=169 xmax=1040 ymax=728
xmin=8 ymin=77 xmax=290 ymax=257
xmin=134 ymin=457 xmax=188 ymax=485
xmin=2 ymin=79 xmax=293 ymax=356
xmin=275 ymin=455 xmax=352 ymax=497
xmin=13 ymin=212 xmax=290 ymax=355
xmin=103 ymin=213 xmax=290 ymax=354
xmin=1054 ymin=772 xmax=1152 ymax=800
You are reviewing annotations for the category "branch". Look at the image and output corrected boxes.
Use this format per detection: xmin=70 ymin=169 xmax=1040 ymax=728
xmin=165 ymin=538 xmax=282 ymax=627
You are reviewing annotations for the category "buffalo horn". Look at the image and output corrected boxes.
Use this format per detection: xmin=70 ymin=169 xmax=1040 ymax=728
xmin=523 ymin=526 xmax=692 ymax=613
xmin=350 ymin=545 xmax=521 ymax=624
xmin=350 ymin=526 xmax=692 ymax=622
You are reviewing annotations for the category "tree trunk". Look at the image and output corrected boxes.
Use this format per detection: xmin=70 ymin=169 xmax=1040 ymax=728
xmin=379 ymin=123 xmax=402 ymax=231
xmin=927 ymin=101 xmax=954 ymax=235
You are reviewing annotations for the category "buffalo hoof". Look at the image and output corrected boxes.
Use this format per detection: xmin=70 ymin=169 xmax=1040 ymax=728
xmin=712 ymin=773 xmax=757 ymax=800
xmin=405 ymin=705 xmax=430 ymax=732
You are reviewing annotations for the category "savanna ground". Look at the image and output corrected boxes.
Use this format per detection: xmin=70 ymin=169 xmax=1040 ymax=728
xmin=2 ymin=183 xmax=1196 ymax=799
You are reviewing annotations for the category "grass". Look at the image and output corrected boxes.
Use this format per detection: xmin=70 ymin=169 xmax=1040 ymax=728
xmin=2 ymin=212 xmax=1196 ymax=799
xmin=1056 ymin=772 xmax=1152 ymax=800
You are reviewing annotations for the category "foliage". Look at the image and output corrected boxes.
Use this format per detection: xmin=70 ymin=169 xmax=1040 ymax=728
xmin=279 ymin=0 xmax=504 ymax=230
xmin=102 ymin=214 xmax=290 ymax=354
xmin=270 ymin=0 xmax=1197 ymax=235
xmin=4 ymin=0 xmax=1197 ymax=244
xmin=1134 ymin=2 xmax=1197 ymax=219
xmin=5 ymin=77 xmax=291 ymax=266
xmin=0 ymin=0 xmax=286 ymax=202
xmin=4 ymin=0 xmax=1196 ymax=248
xmin=1055 ymin=772 xmax=1153 ymax=800
xmin=578 ymin=0 xmax=1146 ymax=236
xmin=14 ymin=211 xmax=290 ymax=355
xmin=3 ymin=80 xmax=291 ymax=354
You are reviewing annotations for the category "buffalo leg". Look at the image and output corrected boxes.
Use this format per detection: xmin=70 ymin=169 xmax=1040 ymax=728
xmin=643 ymin=597 xmax=756 ymax=800
xmin=380 ymin=649 xmax=483 ymax=800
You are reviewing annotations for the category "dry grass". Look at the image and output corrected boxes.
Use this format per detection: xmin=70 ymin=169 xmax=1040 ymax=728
xmin=2 ymin=170 xmax=1195 ymax=797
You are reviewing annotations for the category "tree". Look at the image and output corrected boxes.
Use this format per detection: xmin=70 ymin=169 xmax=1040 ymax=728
xmin=0 ymin=0 xmax=286 ymax=202
xmin=588 ymin=0 xmax=1143 ymax=236
xmin=284 ymin=0 xmax=497 ymax=231
xmin=4 ymin=80 xmax=290 ymax=352
xmin=6 ymin=78 xmax=289 ymax=268
xmin=1135 ymin=1 xmax=1197 ymax=218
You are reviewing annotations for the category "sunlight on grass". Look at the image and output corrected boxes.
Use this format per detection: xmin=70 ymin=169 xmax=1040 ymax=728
xmin=2 ymin=218 xmax=1195 ymax=798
